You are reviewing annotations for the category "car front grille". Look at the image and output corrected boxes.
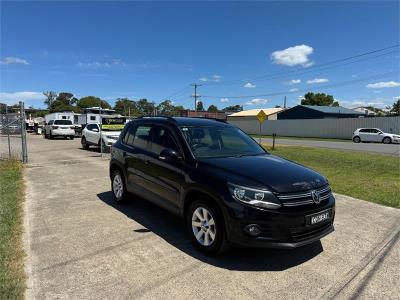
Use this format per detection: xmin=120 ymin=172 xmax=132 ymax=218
xmin=277 ymin=185 xmax=332 ymax=207
xmin=289 ymin=221 xmax=333 ymax=242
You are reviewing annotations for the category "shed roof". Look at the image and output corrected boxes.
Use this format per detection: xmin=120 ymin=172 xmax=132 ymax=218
xmin=228 ymin=108 xmax=284 ymax=117
xmin=300 ymin=105 xmax=363 ymax=115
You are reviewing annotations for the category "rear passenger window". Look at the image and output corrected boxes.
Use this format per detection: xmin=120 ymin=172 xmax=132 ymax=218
xmin=123 ymin=125 xmax=136 ymax=145
xmin=151 ymin=127 xmax=178 ymax=155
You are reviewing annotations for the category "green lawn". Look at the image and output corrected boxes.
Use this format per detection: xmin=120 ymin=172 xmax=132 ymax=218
xmin=266 ymin=145 xmax=400 ymax=208
xmin=252 ymin=134 xmax=351 ymax=142
xmin=0 ymin=160 xmax=25 ymax=299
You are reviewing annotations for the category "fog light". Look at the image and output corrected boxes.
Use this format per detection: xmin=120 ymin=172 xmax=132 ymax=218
xmin=244 ymin=224 xmax=261 ymax=237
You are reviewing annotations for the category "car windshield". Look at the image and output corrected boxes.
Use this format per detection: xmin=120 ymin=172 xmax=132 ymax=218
xmin=54 ymin=120 xmax=72 ymax=125
xmin=180 ymin=125 xmax=266 ymax=158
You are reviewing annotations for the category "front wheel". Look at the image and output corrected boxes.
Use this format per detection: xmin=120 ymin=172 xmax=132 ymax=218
xmin=186 ymin=200 xmax=228 ymax=255
xmin=383 ymin=137 xmax=391 ymax=144
xmin=111 ymin=169 xmax=127 ymax=203
xmin=81 ymin=137 xmax=89 ymax=149
xmin=353 ymin=136 xmax=361 ymax=143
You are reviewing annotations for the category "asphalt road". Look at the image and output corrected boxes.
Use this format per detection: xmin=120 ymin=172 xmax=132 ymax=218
xmin=260 ymin=137 xmax=400 ymax=156
xmin=23 ymin=134 xmax=400 ymax=299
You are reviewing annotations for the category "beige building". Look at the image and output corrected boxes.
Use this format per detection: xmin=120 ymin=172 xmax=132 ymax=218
xmin=227 ymin=108 xmax=285 ymax=121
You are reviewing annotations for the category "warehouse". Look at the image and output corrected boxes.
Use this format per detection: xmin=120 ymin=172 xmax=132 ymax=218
xmin=277 ymin=105 xmax=364 ymax=119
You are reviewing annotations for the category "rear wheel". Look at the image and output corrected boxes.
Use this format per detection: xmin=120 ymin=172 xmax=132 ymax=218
xmin=111 ymin=169 xmax=127 ymax=203
xmin=81 ymin=137 xmax=89 ymax=149
xmin=186 ymin=199 xmax=228 ymax=255
xmin=70 ymin=136 xmax=75 ymax=140
xmin=383 ymin=137 xmax=391 ymax=144
xmin=353 ymin=136 xmax=361 ymax=143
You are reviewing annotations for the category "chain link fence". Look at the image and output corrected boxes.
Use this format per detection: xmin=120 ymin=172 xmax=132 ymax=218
xmin=0 ymin=102 xmax=28 ymax=162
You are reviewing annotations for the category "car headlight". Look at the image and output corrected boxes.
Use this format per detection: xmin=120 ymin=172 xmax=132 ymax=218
xmin=228 ymin=183 xmax=281 ymax=209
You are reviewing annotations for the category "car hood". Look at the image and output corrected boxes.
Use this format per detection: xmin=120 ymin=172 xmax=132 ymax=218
xmin=198 ymin=154 xmax=327 ymax=193
xmin=102 ymin=131 xmax=121 ymax=137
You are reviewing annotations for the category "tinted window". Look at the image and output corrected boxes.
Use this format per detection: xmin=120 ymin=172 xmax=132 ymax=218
xmin=370 ymin=129 xmax=380 ymax=133
xmin=151 ymin=126 xmax=178 ymax=155
xmin=62 ymin=116 xmax=67 ymax=119
xmin=359 ymin=129 xmax=370 ymax=133
xmin=48 ymin=120 xmax=54 ymax=125
xmin=123 ymin=125 xmax=137 ymax=146
xmin=90 ymin=116 xmax=96 ymax=121
xmin=180 ymin=126 xmax=265 ymax=158
xmin=54 ymin=120 xmax=72 ymax=125
xmin=86 ymin=124 xmax=98 ymax=131
xmin=132 ymin=125 xmax=152 ymax=150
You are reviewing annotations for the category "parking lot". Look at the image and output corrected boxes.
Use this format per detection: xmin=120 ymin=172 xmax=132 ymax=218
xmin=24 ymin=134 xmax=400 ymax=299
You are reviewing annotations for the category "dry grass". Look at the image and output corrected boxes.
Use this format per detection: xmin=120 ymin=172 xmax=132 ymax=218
xmin=0 ymin=160 xmax=26 ymax=299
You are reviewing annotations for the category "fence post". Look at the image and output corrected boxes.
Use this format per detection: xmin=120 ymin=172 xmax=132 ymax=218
xmin=6 ymin=106 xmax=11 ymax=159
xmin=20 ymin=101 xmax=28 ymax=163
xmin=272 ymin=133 xmax=276 ymax=150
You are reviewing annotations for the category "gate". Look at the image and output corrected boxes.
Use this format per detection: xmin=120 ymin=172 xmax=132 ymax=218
xmin=0 ymin=101 xmax=28 ymax=163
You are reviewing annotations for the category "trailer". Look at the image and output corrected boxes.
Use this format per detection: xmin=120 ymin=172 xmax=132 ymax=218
xmin=44 ymin=111 xmax=75 ymax=124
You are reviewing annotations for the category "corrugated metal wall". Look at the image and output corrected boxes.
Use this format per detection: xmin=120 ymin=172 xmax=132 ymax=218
xmin=228 ymin=116 xmax=400 ymax=139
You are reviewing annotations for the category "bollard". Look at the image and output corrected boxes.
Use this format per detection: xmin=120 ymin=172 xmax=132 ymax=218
xmin=272 ymin=133 xmax=276 ymax=150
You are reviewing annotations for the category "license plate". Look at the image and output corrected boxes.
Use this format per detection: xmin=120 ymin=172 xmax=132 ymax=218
xmin=308 ymin=210 xmax=331 ymax=225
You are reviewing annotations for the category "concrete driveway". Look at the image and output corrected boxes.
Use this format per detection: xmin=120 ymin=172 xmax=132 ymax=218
xmin=24 ymin=134 xmax=400 ymax=299
xmin=259 ymin=137 xmax=400 ymax=156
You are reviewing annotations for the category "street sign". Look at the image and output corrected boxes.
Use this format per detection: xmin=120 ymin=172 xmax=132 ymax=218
xmin=257 ymin=110 xmax=267 ymax=123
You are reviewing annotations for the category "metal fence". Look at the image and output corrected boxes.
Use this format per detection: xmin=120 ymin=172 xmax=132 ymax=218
xmin=228 ymin=116 xmax=400 ymax=139
xmin=0 ymin=102 xmax=28 ymax=162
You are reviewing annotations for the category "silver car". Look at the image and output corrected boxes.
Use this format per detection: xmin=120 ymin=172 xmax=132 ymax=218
xmin=352 ymin=128 xmax=400 ymax=144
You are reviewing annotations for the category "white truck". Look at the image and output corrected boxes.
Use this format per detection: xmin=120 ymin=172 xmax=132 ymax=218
xmin=81 ymin=116 xmax=126 ymax=150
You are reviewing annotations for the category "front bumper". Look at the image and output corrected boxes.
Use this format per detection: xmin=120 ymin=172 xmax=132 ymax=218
xmin=224 ymin=194 xmax=335 ymax=249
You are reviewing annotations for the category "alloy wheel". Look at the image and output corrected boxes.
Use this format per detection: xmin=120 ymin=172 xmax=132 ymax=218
xmin=192 ymin=207 xmax=216 ymax=246
xmin=113 ymin=173 xmax=123 ymax=199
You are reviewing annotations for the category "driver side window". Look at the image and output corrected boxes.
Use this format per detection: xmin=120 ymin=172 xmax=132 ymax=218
xmin=151 ymin=126 xmax=178 ymax=155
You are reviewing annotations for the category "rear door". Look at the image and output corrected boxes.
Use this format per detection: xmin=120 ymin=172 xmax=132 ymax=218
xmin=369 ymin=129 xmax=381 ymax=142
xmin=358 ymin=129 xmax=372 ymax=142
xmin=140 ymin=125 xmax=184 ymax=211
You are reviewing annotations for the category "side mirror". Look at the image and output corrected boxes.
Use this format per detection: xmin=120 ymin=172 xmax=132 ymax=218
xmin=93 ymin=128 xmax=99 ymax=132
xmin=159 ymin=148 xmax=181 ymax=162
xmin=378 ymin=132 xmax=383 ymax=135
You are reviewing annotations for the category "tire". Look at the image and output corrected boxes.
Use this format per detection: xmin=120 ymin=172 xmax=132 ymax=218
xmin=111 ymin=169 xmax=127 ymax=203
xmin=70 ymin=136 xmax=75 ymax=140
xmin=383 ymin=137 xmax=391 ymax=144
xmin=186 ymin=199 xmax=228 ymax=255
xmin=81 ymin=137 xmax=89 ymax=149
xmin=353 ymin=136 xmax=361 ymax=143
xmin=49 ymin=131 xmax=54 ymax=139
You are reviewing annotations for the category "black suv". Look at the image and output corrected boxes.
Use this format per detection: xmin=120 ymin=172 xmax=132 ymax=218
xmin=109 ymin=117 xmax=335 ymax=254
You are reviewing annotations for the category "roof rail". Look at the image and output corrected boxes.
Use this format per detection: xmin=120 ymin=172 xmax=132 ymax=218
xmin=137 ymin=115 xmax=177 ymax=122
xmin=190 ymin=116 xmax=227 ymax=123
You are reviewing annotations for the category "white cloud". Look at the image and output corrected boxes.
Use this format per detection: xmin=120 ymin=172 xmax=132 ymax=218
xmin=0 ymin=56 xmax=30 ymax=65
xmin=243 ymin=82 xmax=256 ymax=88
xmin=212 ymin=75 xmax=222 ymax=82
xmin=287 ymin=79 xmax=301 ymax=85
xmin=270 ymin=45 xmax=313 ymax=67
xmin=76 ymin=58 xmax=126 ymax=69
xmin=366 ymin=81 xmax=400 ymax=89
xmin=340 ymin=98 xmax=388 ymax=109
xmin=289 ymin=88 xmax=299 ymax=92
xmin=199 ymin=77 xmax=208 ymax=82
xmin=245 ymin=98 xmax=269 ymax=105
xmin=220 ymin=98 xmax=229 ymax=103
xmin=0 ymin=91 xmax=45 ymax=106
xmin=306 ymin=78 xmax=329 ymax=84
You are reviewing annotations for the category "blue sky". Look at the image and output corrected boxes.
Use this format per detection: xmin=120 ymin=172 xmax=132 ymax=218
xmin=1 ymin=1 xmax=399 ymax=110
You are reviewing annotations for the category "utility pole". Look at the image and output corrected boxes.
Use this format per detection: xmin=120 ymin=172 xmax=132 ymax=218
xmin=191 ymin=83 xmax=201 ymax=111
xmin=284 ymin=96 xmax=287 ymax=109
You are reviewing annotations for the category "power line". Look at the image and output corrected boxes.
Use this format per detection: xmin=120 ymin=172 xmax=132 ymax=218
xmin=201 ymin=71 xmax=397 ymax=99
xmin=202 ymin=44 xmax=399 ymax=86
xmin=191 ymin=83 xmax=202 ymax=111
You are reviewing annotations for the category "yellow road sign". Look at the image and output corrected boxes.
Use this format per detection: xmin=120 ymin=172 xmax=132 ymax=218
xmin=257 ymin=110 xmax=267 ymax=123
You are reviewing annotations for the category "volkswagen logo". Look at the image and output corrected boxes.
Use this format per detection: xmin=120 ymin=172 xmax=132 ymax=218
xmin=311 ymin=190 xmax=321 ymax=204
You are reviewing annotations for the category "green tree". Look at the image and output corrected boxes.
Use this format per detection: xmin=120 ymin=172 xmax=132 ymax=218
xmin=196 ymin=101 xmax=204 ymax=111
xmin=136 ymin=99 xmax=156 ymax=116
xmin=114 ymin=98 xmax=138 ymax=116
xmin=77 ymin=96 xmax=111 ymax=109
xmin=300 ymin=92 xmax=339 ymax=106
xmin=222 ymin=105 xmax=242 ymax=112
xmin=43 ymin=91 xmax=57 ymax=109
xmin=389 ymin=99 xmax=400 ymax=114
xmin=207 ymin=104 xmax=218 ymax=112
xmin=157 ymin=100 xmax=175 ymax=116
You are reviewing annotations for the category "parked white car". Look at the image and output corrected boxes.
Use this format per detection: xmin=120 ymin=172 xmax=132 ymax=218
xmin=352 ymin=128 xmax=400 ymax=144
xmin=81 ymin=123 xmax=121 ymax=150
xmin=44 ymin=120 xmax=75 ymax=140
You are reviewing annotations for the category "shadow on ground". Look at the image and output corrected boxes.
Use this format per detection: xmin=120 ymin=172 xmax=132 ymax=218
xmin=97 ymin=191 xmax=323 ymax=271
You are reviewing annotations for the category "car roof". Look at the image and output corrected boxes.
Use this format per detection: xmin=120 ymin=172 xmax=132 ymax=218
xmin=132 ymin=116 xmax=230 ymax=127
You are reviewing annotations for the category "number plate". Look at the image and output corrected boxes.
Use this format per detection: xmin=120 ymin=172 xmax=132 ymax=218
xmin=307 ymin=209 xmax=331 ymax=225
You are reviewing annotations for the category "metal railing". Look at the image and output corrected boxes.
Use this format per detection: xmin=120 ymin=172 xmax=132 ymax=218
xmin=0 ymin=102 xmax=28 ymax=163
